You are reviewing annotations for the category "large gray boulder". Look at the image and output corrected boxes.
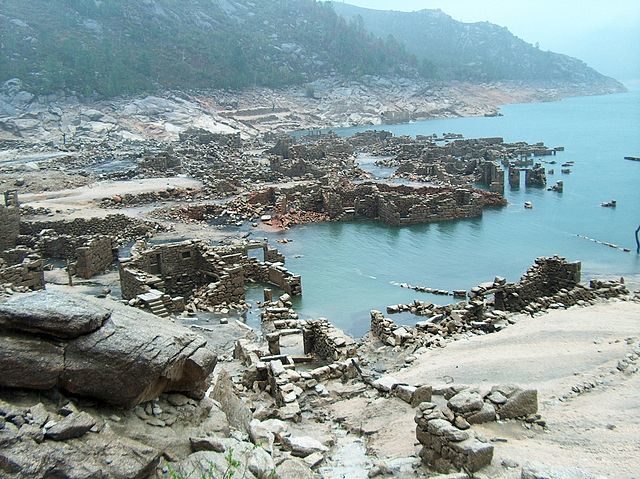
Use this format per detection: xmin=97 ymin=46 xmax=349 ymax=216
xmin=0 ymin=291 xmax=110 ymax=339
xmin=0 ymin=334 xmax=64 ymax=389
xmin=0 ymin=433 xmax=160 ymax=479
xmin=0 ymin=292 xmax=217 ymax=407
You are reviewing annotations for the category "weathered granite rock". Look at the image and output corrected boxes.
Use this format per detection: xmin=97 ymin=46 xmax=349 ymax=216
xmin=283 ymin=435 xmax=328 ymax=458
xmin=0 ymin=293 xmax=217 ymax=407
xmin=60 ymin=306 xmax=216 ymax=407
xmin=211 ymin=370 xmax=253 ymax=434
xmin=276 ymin=458 xmax=316 ymax=479
xmin=45 ymin=412 xmax=96 ymax=441
xmin=467 ymin=402 xmax=496 ymax=425
xmin=177 ymin=437 xmax=276 ymax=479
xmin=495 ymin=386 xmax=538 ymax=419
xmin=448 ymin=390 xmax=484 ymax=415
xmin=0 ymin=433 xmax=160 ymax=479
xmin=0 ymin=334 xmax=64 ymax=389
xmin=0 ymin=291 xmax=110 ymax=338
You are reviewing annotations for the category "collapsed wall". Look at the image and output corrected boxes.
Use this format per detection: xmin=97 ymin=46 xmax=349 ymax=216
xmin=374 ymin=256 xmax=629 ymax=348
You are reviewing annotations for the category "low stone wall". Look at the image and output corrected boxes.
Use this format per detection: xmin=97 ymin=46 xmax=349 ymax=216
xmin=303 ymin=319 xmax=357 ymax=361
xmin=415 ymin=404 xmax=494 ymax=473
xmin=370 ymin=310 xmax=414 ymax=347
xmin=0 ymin=257 xmax=44 ymax=290
xmin=20 ymin=214 xmax=158 ymax=242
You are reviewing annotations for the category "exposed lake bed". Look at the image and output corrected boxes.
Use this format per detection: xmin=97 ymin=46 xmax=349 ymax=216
xmin=1 ymin=89 xmax=639 ymax=479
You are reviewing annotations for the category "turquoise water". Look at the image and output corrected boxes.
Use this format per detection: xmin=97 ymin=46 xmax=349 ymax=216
xmin=269 ymin=91 xmax=640 ymax=337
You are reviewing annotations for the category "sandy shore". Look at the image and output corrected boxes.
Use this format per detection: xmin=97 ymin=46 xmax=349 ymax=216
xmin=339 ymin=299 xmax=640 ymax=478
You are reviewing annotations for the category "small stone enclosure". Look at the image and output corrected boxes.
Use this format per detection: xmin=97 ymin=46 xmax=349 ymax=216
xmin=119 ymin=240 xmax=301 ymax=310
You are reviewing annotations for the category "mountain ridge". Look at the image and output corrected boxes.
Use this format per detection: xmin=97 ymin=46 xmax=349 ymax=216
xmin=330 ymin=2 xmax=624 ymax=89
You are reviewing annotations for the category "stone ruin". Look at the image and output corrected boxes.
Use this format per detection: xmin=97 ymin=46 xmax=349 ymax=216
xmin=119 ymin=239 xmax=301 ymax=316
xmin=1 ymin=197 xmax=157 ymax=294
xmin=376 ymin=256 xmax=629 ymax=348
xmin=414 ymin=385 xmax=539 ymax=473
xmin=0 ymin=191 xmax=44 ymax=292
xmin=251 ymin=180 xmax=505 ymax=227
xmin=0 ymin=190 xmax=20 ymax=251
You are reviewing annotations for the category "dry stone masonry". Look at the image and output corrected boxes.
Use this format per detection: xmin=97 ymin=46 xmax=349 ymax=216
xmin=0 ymin=191 xmax=20 ymax=251
xmin=120 ymin=239 xmax=301 ymax=316
xmin=376 ymin=257 xmax=629 ymax=350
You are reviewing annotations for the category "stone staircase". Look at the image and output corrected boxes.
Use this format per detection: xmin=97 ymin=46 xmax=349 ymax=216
xmin=138 ymin=289 xmax=170 ymax=318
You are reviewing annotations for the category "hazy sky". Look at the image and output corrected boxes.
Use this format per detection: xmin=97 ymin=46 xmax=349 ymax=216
xmin=334 ymin=1 xmax=640 ymax=83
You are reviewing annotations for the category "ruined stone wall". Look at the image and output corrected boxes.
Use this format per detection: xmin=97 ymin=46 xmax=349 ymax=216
xmin=40 ymin=235 xmax=84 ymax=260
xmin=492 ymin=256 xmax=581 ymax=311
xmin=20 ymin=214 xmax=157 ymax=241
xmin=75 ymin=236 xmax=116 ymax=279
xmin=128 ymin=242 xmax=207 ymax=298
xmin=0 ymin=246 xmax=31 ymax=265
xmin=303 ymin=319 xmax=357 ymax=361
xmin=267 ymin=264 xmax=302 ymax=296
xmin=264 ymin=245 xmax=285 ymax=264
xmin=119 ymin=262 xmax=165 ymax=300
xmin=0 ymin=198 xmax=20 ymax=251
xmin=0 ymin=258 xmax=44 ymax=290
xmin=415 ymin=405 xmax=494 ymax=473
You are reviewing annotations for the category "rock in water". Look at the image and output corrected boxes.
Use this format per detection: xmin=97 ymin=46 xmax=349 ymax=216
xmin=0 ymin=291 xmax=110 ymax=339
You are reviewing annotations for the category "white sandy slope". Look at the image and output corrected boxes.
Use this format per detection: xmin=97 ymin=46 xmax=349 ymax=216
xmin=335 ymin=299 xmax=640 ymax=478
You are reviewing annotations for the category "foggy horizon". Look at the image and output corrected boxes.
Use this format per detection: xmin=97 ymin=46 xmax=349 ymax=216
xmin=330 ymin=0 xmax=640 ymax=85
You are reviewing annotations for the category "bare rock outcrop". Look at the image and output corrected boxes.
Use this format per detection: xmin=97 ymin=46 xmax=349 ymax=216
xmin=0 ymin=291 xmax=217 ymax=407
xmin=0 ymin=291 xmax=110 ymax=338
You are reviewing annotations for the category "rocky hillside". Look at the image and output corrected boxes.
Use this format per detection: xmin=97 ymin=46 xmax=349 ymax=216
xmin=0 ymin=0 xmax=416 ymax=98
xmin=331 ymin=2 xmax=625 ymax=89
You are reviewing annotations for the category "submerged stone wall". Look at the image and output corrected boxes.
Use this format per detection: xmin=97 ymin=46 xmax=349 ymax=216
xmin=252 ymin=181 xmax=503 ymax=227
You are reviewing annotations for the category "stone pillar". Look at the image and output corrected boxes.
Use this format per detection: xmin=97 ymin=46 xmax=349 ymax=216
xmin=266 ymin=333 xmax=281 ymax=356
xmin=509 ymin=167 xmax=520 ymax=189
xmin=263 ymin=288 xmax=273 ymax=302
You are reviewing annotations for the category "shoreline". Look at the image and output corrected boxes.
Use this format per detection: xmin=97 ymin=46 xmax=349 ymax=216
xmin=0 ymin=77 xmax=626 ymax=143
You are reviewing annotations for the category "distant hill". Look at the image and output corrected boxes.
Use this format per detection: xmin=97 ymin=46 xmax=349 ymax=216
xmin=0 ymin=0 xmax=417 ymax=98
xmin=330 ymin=2 xmax=624 ymax=88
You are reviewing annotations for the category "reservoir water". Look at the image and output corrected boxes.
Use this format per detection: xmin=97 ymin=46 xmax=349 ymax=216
xmin=260 ymin=91 xmax=640 ymax=337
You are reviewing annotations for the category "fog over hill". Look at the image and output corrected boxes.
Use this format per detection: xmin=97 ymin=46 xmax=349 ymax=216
xmin=330 ymin=2 xmax=625 ymax=89
xmin=0 ymin=0 xmax=624 ymax=99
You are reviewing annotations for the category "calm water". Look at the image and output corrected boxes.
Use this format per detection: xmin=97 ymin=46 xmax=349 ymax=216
xmin=268 ymin=91 xmax=640 ymax=336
